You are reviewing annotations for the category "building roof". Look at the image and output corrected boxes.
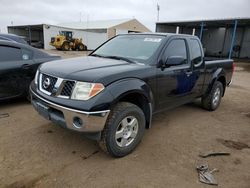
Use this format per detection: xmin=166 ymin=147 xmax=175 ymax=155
xmin=56 ymin=18 xmax=133 ymax=30
xmin=156 ymin=17 xmax=250 ymax=27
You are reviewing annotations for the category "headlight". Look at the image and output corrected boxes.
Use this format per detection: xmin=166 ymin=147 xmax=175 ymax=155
xmin=71 ymin=82 xmax=105 ymax=100
xmin=34 ymin=70 xmax=39 ymax=85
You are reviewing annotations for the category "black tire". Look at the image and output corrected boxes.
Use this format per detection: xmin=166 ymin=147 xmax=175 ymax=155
xmin=78 ymin=44 xmax=85 ymax=51
xmin=62 ymin=42 xmax=70 ymax=51
xmin=201 ymin=81 xmax=224 ymax=111
xmin=99 ymin=102 xmax=145 ymax=157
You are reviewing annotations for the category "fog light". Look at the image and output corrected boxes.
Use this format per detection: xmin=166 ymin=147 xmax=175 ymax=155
xmin=73 ymin=117 xmax=83 ymax=129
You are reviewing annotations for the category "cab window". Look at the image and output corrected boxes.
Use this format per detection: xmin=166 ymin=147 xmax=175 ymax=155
xmin=163 ymin=39 xmax=188 ymax=64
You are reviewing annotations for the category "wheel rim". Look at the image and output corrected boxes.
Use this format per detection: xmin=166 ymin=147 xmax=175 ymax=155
xmin=212 ymin=87 xmax=221 ymax=106
xmin=115 ymin=116 xmax=139 ymax=147
xmin=79 ymin=45 xmax=83 ymax=50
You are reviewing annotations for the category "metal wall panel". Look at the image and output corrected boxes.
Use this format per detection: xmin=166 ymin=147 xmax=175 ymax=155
xmin=43 ymin=25 xmax=107 ymax=50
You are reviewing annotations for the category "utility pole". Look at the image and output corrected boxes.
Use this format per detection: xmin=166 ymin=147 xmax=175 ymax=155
xmin=157 ymin=3 xmax=160 ymax=22
xmin=86 ymin=14 xmax=89 ymax=46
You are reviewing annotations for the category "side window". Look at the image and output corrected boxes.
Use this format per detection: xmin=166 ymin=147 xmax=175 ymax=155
xmin=164 ymin=39 xmax=187 ymax=64
xmin=21 ymin=49 xmax=33 ymax=60
xmin=0 ymin=46 xmax=22 ymax=62
xmin=190 ymin=39 xmax=202 ymax=66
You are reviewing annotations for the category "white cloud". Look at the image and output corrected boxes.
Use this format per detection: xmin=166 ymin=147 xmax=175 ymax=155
xmin=0 ymin=0 xmax=249 ymax=33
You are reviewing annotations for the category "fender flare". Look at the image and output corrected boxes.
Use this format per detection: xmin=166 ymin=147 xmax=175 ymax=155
xmin=206 ymin=68 xmax=226 ymax=96
xmin=106 ymin=78 xmax=154 ymax=128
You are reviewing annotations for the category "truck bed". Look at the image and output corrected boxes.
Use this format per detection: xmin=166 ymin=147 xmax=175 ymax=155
xmin=204 ymin=58 xmax=234 ymax=86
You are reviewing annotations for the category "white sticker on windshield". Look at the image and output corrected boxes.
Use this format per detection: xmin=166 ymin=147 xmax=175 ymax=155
xmin=144 ymin=38 xmax=162 ymax=42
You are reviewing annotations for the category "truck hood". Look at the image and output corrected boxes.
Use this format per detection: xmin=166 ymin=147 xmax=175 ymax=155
xmin=39 ymin=56 xmax=153 ymax=85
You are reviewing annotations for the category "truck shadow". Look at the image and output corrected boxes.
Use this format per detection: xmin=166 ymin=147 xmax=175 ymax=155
xmin=184 ymin=100 xmax=203 ymax=110
xmin=0 ymin=97 xmax=30 ymax=107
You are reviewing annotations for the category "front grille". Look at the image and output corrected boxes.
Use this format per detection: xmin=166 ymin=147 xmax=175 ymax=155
xmin=39 ymin=73 xmax=76 ymax=98
xmin=61 ymin=81 xmax=75 ymax=97
xmin=41 ymin=74 xmax=58 ymax=93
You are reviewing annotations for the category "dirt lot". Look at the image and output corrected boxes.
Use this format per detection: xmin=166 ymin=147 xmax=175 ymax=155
xmin=0 ymin=51 xmax=250 ymax=188
xmin=43 ymin=49 xmax=91 ymax=59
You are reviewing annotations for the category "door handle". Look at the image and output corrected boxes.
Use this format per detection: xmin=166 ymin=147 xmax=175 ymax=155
xmin=22 ymin=64 xmax=32 ymax=69
xmin=185 ymin=71 xmax=192 ymax=77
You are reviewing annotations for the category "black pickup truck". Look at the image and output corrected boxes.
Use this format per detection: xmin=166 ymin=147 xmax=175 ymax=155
xmin=30 ymin=33 xmax=234 ymax=157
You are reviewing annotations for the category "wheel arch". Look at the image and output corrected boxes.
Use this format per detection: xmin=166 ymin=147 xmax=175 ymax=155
xmin=108 ymin=79 xmax=154 ymax=129
xmin=206 ymin=68 xmax=227 ymax=97
xmin=116 ymin=92 xmax=152 ymax=129
xmin=217 ymin=76 xmax=226 ymax=96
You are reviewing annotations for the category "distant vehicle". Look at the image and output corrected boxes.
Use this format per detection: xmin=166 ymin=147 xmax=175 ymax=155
xmin=30 ymin=33 xmax=234 ymax=157
xmin=0 ymin=33 xmax=27 ymax=45
xmin=50 ymin=31 xmax=87 ymax=51
xmin=0 ymin=40 xmax=61 ymax=100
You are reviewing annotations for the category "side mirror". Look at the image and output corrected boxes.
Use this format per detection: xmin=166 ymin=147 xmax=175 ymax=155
xmin=165 ymin=56 xmax=186 ymax=67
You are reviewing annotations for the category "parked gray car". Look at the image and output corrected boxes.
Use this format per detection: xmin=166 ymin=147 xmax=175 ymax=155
xmin=0 ymin=40 xmax=61 ymax=100
xmin=0 ymin=33 xmax=27 ymax=44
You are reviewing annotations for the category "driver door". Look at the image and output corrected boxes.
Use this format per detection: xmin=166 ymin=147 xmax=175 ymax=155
xmin=156 ymin=37 xmax=194 ymax=111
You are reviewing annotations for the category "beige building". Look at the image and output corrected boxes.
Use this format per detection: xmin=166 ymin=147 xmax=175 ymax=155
xmin=59 ymin=18 xmax=151 ymax=39
xmin=8 ymin=18 xmax=151 ymax=50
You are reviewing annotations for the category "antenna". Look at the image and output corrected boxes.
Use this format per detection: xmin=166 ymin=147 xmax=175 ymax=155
xmin=157 ymin=3 xmax=160 ymax=22
xmin=86 ymin=14 xmax=89 ymax=47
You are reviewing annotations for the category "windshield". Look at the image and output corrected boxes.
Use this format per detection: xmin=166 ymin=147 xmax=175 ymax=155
xmin=92 ymin=35 xmax=164 ymax=63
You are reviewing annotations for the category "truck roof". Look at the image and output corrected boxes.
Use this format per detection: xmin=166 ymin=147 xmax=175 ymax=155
xmin=121 ymin=32 xmax=199 ymax=39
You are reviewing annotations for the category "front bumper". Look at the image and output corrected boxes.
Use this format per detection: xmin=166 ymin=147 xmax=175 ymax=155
xmin=30 ymin=89 xmax=110 ymax=133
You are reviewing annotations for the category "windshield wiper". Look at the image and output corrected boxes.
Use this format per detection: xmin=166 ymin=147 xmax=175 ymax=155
xmin=103 ymin=55 xmax=136 ymax=64
xmin=90 ymin=54 xmax=136 ymax=64
xmin=90 ymin=54 xmax=105 ymax=58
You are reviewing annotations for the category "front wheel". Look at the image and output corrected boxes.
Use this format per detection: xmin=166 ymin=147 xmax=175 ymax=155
xmin=62 ymin=42 xmax=70 ymax=51
xmin=99 ymin=102 xmax=145 ymax=157
xmin=201 ymin=81 xmax=223 ymax=111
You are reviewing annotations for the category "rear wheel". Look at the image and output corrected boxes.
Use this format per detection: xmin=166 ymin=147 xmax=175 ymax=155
xmin=62 ymin=42 xmax=70 ymax=51
xmin=201 ymin=81 xmax=223 ymax=111
xmin=99 ymin=102 xmax=145 ymax=157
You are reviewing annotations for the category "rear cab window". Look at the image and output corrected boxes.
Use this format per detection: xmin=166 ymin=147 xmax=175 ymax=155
xmin=189 ymin=39 xmax=203 ymax=66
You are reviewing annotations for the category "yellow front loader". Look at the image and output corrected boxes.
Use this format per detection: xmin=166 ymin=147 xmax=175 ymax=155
xmin=50 ymin=31 xmax=87 ymax=51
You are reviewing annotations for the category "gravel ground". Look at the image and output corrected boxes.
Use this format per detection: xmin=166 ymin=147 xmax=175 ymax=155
xmin=0 ymin=51 xmax=250 ymax=188
xmin=43 ymin=49 xmax=91 ymax=59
